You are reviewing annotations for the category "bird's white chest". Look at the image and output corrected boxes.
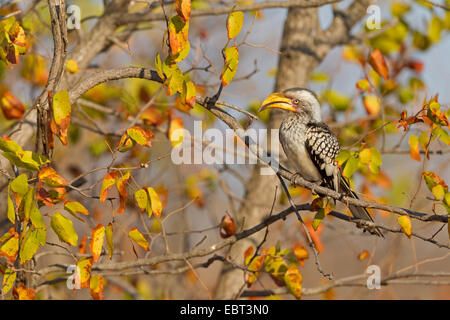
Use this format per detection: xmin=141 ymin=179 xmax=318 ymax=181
xmin=279 ymin=122 xmax=322 ymax=182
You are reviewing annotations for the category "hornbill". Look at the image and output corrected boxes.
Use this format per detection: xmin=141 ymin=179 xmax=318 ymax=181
xmin=259 ymin=87 xmax=383 ymax=237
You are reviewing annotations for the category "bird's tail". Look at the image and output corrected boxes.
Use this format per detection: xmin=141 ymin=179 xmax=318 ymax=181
xmin=339 ymin=176 xmax=384 ymax=238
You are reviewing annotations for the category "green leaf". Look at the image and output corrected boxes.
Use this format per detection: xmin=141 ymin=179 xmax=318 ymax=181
xmin=19 ymin=228 xmax=41 ymax=264
xmin=18 ymin=186 xmax=35 ymax=221
xmin=0 ymin=136 xmax=23 ymax=154
xmin=7 ymin=185 xmax=14 ymax=224
xmin=343 ymin=156 xmax=359 ymax=178
xmin=30 ymin=206 xmax=45 ymax=229
xmin=2 ymin=150 xmax=49 ymax=171
xmin=312 ymin=208 xmax=325 ymax=231
xmin=155 ymin=53 xmax=164 ymax=80
xmin=335 ymin=150 xmax=351 ymax=166
xmin=322 ymin=89 xmax=350 ymax=111
xmin=10 ymin=173 xmax=28 ymax=196
xmin=368 ymin=147 xmax=382 ymax=174
xmin=227 ymin=11 xmax=244 ymax=39
xmin=50 ymin=212 xmax=78 ymax=246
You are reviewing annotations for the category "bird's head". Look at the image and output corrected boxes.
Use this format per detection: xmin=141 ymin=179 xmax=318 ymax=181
xmin=258 ymin=88 xmax=321 ymax=122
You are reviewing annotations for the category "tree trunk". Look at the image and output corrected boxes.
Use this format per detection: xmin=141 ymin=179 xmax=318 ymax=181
xmin=214 ymin=6 xmax=321 ymax=299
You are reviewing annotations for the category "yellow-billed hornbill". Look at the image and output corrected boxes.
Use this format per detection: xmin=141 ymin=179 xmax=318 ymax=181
xmin=259 ymin=88 xmax=383 ymax=237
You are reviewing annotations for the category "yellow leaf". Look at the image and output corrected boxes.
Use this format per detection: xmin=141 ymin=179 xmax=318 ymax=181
xmin=66 ymin=59 xmax=79 ymax=73
xmin=64 ymin=201 xmax=89 ymax=215
xmin=106 ymin=223 xmax=113 ymax=260
xmin=220 ymin=46 xmax=239 ymax=87
xmin=100 ymin=171 xmax=118 ymax=203
xmin=363 ymin=95 xmax=380 ymax=115
xmin=126 ymin=126 xmax=153 ymax=147
xmin=135 ymin=189 xmax=148 ymax=211
xmin=51 ymin=90 xmax=71 ymax=145
xmin=89 ymin=224 xmax=105 ymax=263
xmin=227 ymin=11 xmax=244 ymax=39
xmin=0 ymin=233 xmax=18 ymax=263
xmin=168 ymin=117 xmax=184 ymax=147
xmin=284 ymin=266 xmax=302 ymax=299
xmin=2 ymin=269 xmax=16 ymax=295
xmin=77 ymin=258 xmax=93 ymax=288
xmin=50 ymin=212 xmax=78 ymax=246
xmin=128 ymin=228 xmax=149 ymax=251
xmin=146 ymin=187 xmax=162 ymax=218
xmin=397 ymin=215 xmax=412 ymax=237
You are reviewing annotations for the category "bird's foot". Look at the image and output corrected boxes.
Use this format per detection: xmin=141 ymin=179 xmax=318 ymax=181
xmin=290 ymin=172 xmax=302 ymax=186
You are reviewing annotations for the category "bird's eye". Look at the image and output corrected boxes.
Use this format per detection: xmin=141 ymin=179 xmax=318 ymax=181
xmin=292 ymin=99 xmax=300 ymax=105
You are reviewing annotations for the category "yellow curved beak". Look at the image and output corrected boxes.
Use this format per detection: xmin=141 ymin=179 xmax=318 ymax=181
xmin=258 ymin=92 xmax=296 ymax=113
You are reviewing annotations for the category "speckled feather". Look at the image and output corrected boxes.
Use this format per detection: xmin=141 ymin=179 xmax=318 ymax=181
xmin=277 ymin=88 xmax=383 ymax=237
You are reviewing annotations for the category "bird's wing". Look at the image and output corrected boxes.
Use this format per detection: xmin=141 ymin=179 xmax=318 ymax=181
xmin=305 ymin=122 xmax=341 ymax=192
xmin=305 ymin=122 xmax=384 ymax=237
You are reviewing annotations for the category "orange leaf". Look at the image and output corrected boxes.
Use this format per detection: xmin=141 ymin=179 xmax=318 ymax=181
xmin=90 ymin=274 xmax=104 ymax=300
xmin=126 ymin=126 xmax=153 ymax=147
xmin=89 ymin=224 xmax=105 ymax=263
xmin=175 ymin=0 xmax=191 ymax=22
xmin=38 ymin=167 xmax=68 ymax=188
xmin=368 ymin=50 xmax=389 ymax=80
xmin=116 ymin=172 xmax=130 ymax=214
xmin=408 ymin=135 xmax=421 ymax=162
xmin=168 ymin=16 xmax=189 ymax=56
xmin=13 ymin=284 xmax=35 ymax=300
xmin=78 ymin=235 xmax=88 ymax=254
xmin=100 ymin=171 xmax=118 ymax=203
xmin=244 ymin=246 xmax=254 ymax=265
xmin=357 ymin=250 xmax=370 ymax=260
xmin=220 ymin=215 xmax=236 ymax=238
xmin=293 ymin=244 xmax=309 ymax=265
xmin=0 ymin=91 xmax=25 ymax=120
